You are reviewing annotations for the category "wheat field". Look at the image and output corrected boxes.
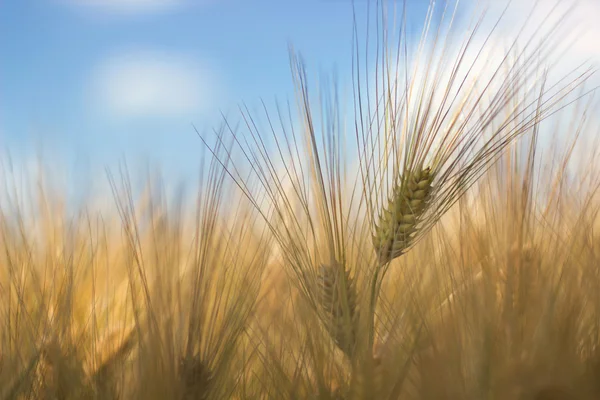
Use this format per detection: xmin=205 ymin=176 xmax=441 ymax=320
xmin=1 ymin=1 xmax=600 ymax=399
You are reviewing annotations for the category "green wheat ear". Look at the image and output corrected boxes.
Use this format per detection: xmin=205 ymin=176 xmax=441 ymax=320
xmin=317 ymin=261 xmax=360 ymax=358
xmin=373 ymin=166 xmax=434 ymax=265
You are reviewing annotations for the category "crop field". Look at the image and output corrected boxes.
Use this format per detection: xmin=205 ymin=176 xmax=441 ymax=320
xmin=1 ymin=1 xmax=599 ymax=399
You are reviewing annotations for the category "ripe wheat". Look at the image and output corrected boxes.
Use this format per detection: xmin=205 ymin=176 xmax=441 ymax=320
xmin=373 ymin=166 xmax=435 ymax=265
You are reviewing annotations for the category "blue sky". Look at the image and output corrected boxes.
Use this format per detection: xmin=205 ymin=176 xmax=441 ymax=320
xmin=1 ymin=0 xmax=599 ymax=199
xmin=0 ymin=0 xmax=436 ymax=184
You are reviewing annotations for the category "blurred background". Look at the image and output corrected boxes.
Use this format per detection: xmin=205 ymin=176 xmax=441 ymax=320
xmin=1 ymin=0 xmax=599 ymax=198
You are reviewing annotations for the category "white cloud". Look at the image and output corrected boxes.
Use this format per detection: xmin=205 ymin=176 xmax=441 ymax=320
xmin=91 ymin=50 xmax=220 ymax=118
xmin=476 ymin=0 xmax=600 ymax=85
xmin=467 ymin=0 xmax=600 ymax=144
xmin=350 ymin=0 xmax=600 ymax=193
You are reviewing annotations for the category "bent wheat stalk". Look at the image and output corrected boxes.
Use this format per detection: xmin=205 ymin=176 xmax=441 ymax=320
xmin=352 ymin=2 xmax=594 ymax=342
xmin=196 ymin=1 xmax=595 ymax=388
xmin=357 ymin=0 xmax=594 ymax=269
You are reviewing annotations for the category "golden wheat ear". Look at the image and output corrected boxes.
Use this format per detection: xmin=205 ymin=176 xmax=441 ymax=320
xmin=373 ymin=166 xmax=434 ymax=265
xmin=317 ymin=261 xmax=360 ymax=358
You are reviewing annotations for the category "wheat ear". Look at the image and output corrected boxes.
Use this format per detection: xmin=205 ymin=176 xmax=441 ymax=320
xmin=179 ymin=354 xmax=213 ymax=400
xmin=373 ymin=166 xmax=434 ymax=265
xmin=317 ymin=261 xmax=360 ymax=358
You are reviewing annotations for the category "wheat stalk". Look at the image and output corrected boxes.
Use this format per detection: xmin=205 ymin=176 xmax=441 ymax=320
xmin=194 ymin=1 xmax=595 ymax=396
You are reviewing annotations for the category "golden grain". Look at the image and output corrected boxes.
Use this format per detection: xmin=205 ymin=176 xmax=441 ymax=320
xmin=373 ymin=167 xmax=434 ymax=265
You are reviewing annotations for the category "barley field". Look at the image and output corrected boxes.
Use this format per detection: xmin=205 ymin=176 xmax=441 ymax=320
xmin=1 ymin=1 xmax=600 ymax=399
